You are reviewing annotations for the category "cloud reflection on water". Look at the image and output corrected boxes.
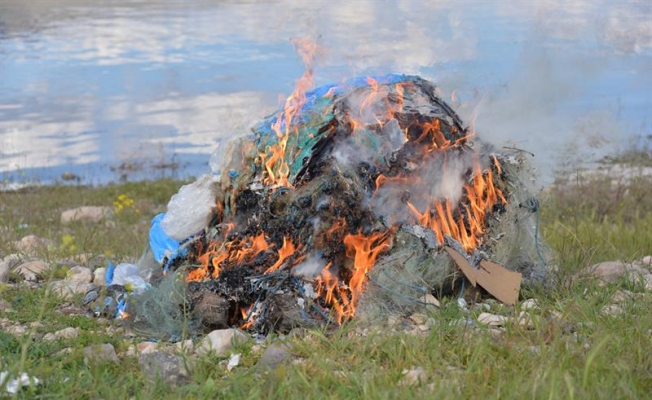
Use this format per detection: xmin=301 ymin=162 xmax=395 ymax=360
xmin=0 ymin=0 xmax=649 ymax=185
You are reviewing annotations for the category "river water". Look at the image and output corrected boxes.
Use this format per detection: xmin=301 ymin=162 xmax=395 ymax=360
xmin=1 ymin=0 xmax=650 ymax=188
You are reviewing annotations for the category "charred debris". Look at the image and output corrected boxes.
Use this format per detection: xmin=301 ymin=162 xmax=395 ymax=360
xmin=125 ymin=74 xmax=546 ymax=337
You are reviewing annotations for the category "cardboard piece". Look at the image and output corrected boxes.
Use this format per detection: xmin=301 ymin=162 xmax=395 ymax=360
xmin=444 ymin=246 xmax=522 ymax=305
xmin=443 ymin=247 xmax=476 ymax=286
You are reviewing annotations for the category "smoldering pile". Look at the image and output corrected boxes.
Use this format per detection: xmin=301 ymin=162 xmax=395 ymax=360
xmin=133 ymin=74 xmax=547 ymax=337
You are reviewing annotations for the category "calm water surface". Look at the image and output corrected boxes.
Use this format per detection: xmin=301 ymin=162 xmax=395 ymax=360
xmin=1 ymin=0 xmax=650 ymax=187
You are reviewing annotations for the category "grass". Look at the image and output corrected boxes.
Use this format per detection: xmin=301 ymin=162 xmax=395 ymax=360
xmin=1 ymin=163 xmax=651 ymax=398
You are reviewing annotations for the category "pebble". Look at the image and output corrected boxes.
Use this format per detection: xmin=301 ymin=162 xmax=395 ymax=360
xmin=67 ymin=266 xmax=93 ymax=284
xmin=14 ymin=235 xmax=53 ymax=255
xmin=174 ymin=339 xmax=194 ymax=354
xmin=399 ymin=367 xmax=427 ymax=386
xmin=590 ymin=261 xmax=626 ymax=282
xmin=83 ymin=343 xmax=119 ymax=364
xmin=0 ymin=260 xmax=11 ymax=283
xmin=517 ymin=311 xmax=534 ymax=328
xmin=197 ymin=329 xmax=249 ymax=356
xmin=600 ymin=304 xmax=624 ymax=317
xmin=93 ymin=267 xmax=107 ymax=286
xmin=61 ymin=206 xmax=112 ymax=224
xmin=137 ymin=341 xmax=158 ymax=355
xmin=420 ymin=293 xmax=440 ymax=308
xmin=14 ymin=260 xmax=52 ymax=281
xmin=55 ymin=327 xmax=80 ymax=340
xmin=477 ymin=312 xmax=509 ymax=327
xmin=409 ymin=313 xmax=428 ymax=325
xmin=257 ymin=342 xmax=292 ymax=370
xmin=43 ymin=333 xmax=58 ymax=342
xmin=0 ymin=299 xmax=12 ymax=313
xmin=520 ymin=299 xmax=539 ymax=310
xmin=138 ymin=352 xmax=189 ymax=386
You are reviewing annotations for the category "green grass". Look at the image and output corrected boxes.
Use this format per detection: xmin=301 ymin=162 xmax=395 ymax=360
xmin=1 ymin=167 xmax=651 ymax=398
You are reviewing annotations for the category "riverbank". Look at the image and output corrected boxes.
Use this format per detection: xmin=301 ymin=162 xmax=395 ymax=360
xmin=0 ymin=158 xmax=651 ymax=398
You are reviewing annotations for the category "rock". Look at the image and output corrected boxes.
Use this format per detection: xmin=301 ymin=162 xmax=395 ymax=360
xmin=197 ymin=329 xmax=249 ymax=356
xmin=14 ymin=235 xmax=53 ymax=255
xmin=67 ymin=266 xmax=92 ymax=283
xmin=420 ymin=294 xmax=440 ymax=308
xmin=48 ymin=280 xmax=96 ymax=300
xmin=175 ymin=339 xmax=194 ymax=354
xmin=43 ymin=333 xmax=57 ymax=342
xmin=590 ymin=261 xmax=626 ymax=282
xmin=55 ymin=327 xmax=79 ymax=340
xmin=125 ymin=345 xmax=137 ymax=358
xmin=14 ymin=260 xmax=51 ymax=281
xmin=399 ymin=367 xmax=427 ymax=386
xmin=138 ymin=352 xmax=189 ymax=387
xmin=641 ymin=255 xmax=652 ymax=266
xmin=477 ymin=312 xmax=509 ymax=327
xmin=409 ymin=313 xmax=428 ymax=325
xmin=257 ymin=342 xmax=292 ymax=370
xmin=93 ymin=267 xmax=107 ymax=286
xmin=4 ymin=324 xmax=27 ymax=336
xmin=517 ymin=311 xmax=534 ymax=328
xmin=61 ymin=206 xmax=112 ymax=224
xmin=520 ymin=299 xmax=539 ymax=310
xmin=0 ymin=299 xmax=12 ymax=312
xmin=611 ymin=290 xmax=638 ymax=303
xmin=600 ymin=304 xmax=624 ymax=317
xmin=83 ymin=343 xmax=119 ymax=364
xmin=227 ymin=353 xmax=241 ymax=371
xmin=0 ymin=261 xmax=11 ymax=283
xmin=137 ymin=341 xmax=158 ymax=355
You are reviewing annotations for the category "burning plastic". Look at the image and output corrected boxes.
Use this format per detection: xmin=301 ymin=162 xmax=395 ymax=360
xmin=125 ymin=74 xmax=547 ymax=336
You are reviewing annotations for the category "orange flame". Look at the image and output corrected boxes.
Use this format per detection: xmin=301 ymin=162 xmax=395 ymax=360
xmin=407 ymin=159 xmax=506 ymax=251
xmin=239 ymin=304 xmax=255 ymax=330
xmin=262 ymin=39 xmax=319 ymax=187
xmin=264 ymin=237 xmax=297 ymax=273
xmin=343 ymin=231 xmax=392 ymax=313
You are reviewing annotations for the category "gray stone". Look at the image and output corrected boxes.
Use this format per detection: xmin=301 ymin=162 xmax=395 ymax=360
xmin=138 ymin=352 xmax=189 ymax=387
xmin=48 ymin=280 xmax=96 ymax=300
xmin=67 ymin=266 xmax=92 ymax=284
xmin=477 ymin=312 xmax=508 ymax=327
xmin=0 ymin=260 xmax=11 ymax=283
xmin=197 ymin=329 xmax=249 ymax=356
xmin=137 ymin=341 xmax=158 ymax=355
xmin=0 ymin=299 xmax=12 ymax=312
xmin=83 ymin=343 xmax=119 ymax=364
xmin=590 ymin=261 xmax=626 ymax=282
xmin=55 ymin=327 xmax=79 ymax=340
xmin=42 ymin=333 xmax=57 ymax=342
xmin=93 ymin=267 xmax=107 ymax=286
xmin=61 ymin=206 xmax=112 ymax=224
xmin=174 ymin=339 xmax=194 ymax=354
xmin=15 ymin=260 xmax=51 ymax=281
xmin=14 ymin=235 xmax=53 ymax=255
xmin=641 ymin=255 xmax=652 ymax=266
xmin=257 ymin=342 xmax=292 ymax=370
xmin=399 ymin=367 xmax=427 ymax=386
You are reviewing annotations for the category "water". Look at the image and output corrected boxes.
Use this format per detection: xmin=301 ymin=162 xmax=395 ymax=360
xmin=1 ymin=0 xmax=650 ymax=188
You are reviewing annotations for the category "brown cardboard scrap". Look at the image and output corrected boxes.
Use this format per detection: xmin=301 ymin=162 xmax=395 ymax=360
xmin=477 ymin=260 xmax=522 ymax=306
xmin=443 ymin=247 xmax=476 ymax=286
xmin=444 ymin=246 xmax=522 ymax=305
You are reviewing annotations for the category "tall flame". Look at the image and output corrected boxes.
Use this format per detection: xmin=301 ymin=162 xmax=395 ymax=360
xmin=261 ymin=38 xmax=319 ymax=188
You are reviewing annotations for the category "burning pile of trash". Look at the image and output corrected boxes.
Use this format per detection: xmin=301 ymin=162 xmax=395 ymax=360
xmin=94 ymin=74 xmax=548 ymax=337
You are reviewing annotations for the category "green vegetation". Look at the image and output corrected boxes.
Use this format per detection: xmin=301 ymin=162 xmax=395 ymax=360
xmin=1 ymin=164 xmax=651 ymax=398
